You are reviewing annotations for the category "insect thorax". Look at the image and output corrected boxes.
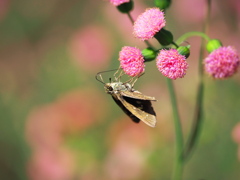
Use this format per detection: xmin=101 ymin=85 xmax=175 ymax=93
xmin=104 ymin=82 xmax=132 ymax=94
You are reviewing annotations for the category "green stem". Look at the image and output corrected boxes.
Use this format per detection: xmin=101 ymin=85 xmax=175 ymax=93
xmin=176 ymin=31 xmax=211 ymax=45
xmin=182 ymin=0 xmax=211 ymax=162
xmin=166 ymin=78 xmax=184 ymax=180
xmin=171 ymin=41 xmax=179 ymax=48
xmin=183 ymin=77 xmax=204 ymax=161
xmin=127 ymin=12 xmax=134 ymax=24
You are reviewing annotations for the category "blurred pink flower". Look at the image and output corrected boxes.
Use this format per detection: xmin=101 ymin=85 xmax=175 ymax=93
xmin=119 ymin=46 xmax=145 ymax=76
xmin=109 ymin=0 xmax=130 ymax=6
xmin=56 ymin=89 xmax=106 ymax=133
xmin=107 ymin=119 xmax=152 ymax=148
xmin=26 ymin=89 xmax=106 ymax=149
xmin=104 ymin=119 xmax=153 ymax=179
xmin=204 ymin=46 xmax=240 ymax=79
xmin=26 ymin=105 xmax=65 ymax=150
xmin=156 ymin=49 xmax=188 ymax=80
xmin=228 ymin=0 xmax=240 ymax=19
xmin=133 ymin=8 xmax=166 ymax=41
xmin=0 ymin=0 xmax=9 ymax=21
xmin=26 ymin=89 xmax=107 ymax=179
xmin=172 ymin=0 xmax=207 ymax=23
xmin=232 ymin=123 xmax=240 ymax=161
xmin=69 ymin=25 xmax=113 ymax=72
xmin=238 ymin=148 xmax=240 ymax=161
xmin=103 ymin=1 xmax=147 ymax=46
xmin=232 ymin=123 xmax=240 ymax=144
xmin=104 ymin=141 xmax=145 ymax=180
xmin=28 ymin=148 xmax=74 ymax=180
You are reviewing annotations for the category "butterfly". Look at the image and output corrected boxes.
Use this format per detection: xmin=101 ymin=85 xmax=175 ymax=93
xmin=96 ymin=70 xmax=157 ymax=127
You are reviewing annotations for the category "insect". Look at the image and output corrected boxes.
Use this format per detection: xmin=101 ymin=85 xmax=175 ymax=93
xmin=96 ymin=70 xmax=157 ymax=127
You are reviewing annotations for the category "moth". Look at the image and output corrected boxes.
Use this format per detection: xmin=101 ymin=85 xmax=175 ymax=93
xmin=96 ymin=70 xmax=157 ymax=127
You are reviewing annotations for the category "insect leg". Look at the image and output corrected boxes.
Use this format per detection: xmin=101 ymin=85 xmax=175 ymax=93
xmin=113 ymin=66 xmax=121 ymax=81
xmin=131 ymin=73 xmax=145 ymax=87
xmin=115 ymin=69 xmax=125 ymax=82
xmin=95 ymin=72 xmax=105 ymax=84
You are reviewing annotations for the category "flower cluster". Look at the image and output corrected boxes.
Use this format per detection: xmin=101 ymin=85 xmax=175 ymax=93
xmin=118 ymin=8 xmax=188 ymax=79
xmin=116 ymin=7 xmax=239 ymax=80
xmin=119 ymin=46 xmax=188 ymax=79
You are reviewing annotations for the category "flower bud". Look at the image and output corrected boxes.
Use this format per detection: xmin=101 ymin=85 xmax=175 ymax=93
xmin=177 ymin=46 xmax=190 ymax=58
xmin=154 ymin=28 xmax=173 ymax=46
xmin=206 ymin=39 xmax=222 ymax=53
xmin=154 ymin=0 xmax=171 ymax=10
xmin=141 ymin=47 xmax=157 ymax=61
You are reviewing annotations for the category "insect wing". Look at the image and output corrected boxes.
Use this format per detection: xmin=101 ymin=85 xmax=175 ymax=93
xmin=111 ymin=94 xmax=141 ymax=123
xmin=120 ymin=90 xmax=156 ymax=101
xmin=117 ymin=94 xmax=156 ymax=127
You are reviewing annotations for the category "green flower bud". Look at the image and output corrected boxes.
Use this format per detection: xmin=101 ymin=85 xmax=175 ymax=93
xmin=206 ymin=39 xmax=222 ymax=53
xmin=154 ymin=0 xmax=171 ymax=10
xmin=154 ymin=28 xmax=173 ymax=46
xmin=117 ymin=0 xmax=133 ymax=13
xmin=142 ymin=47 xmax=157 ymax=61
xmin=177 ymin=46 xmax=190 ymax=58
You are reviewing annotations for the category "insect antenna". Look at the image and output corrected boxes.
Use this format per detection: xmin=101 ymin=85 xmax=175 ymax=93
xmin=95 ymin=72 xmax=105 ymax=84
xmin=95 ymin=69 xmax=119 ymax=84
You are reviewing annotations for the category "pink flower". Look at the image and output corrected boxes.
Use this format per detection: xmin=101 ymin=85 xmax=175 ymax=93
xmin=204 ymin=46 xmax=240 ymax=79
xmin=156 ymin=49 xmax=188 ymax=80
xmin=133 ymin=8 xmax=166 ymax=41
xmin=119 ymin=46 xmax=145 ymax=77
xmin=109 ymin=0 xmax=130 ymax=6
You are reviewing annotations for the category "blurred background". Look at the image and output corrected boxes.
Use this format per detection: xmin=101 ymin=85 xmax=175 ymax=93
xmin=0 ymin=0 xmax=240 ymax=179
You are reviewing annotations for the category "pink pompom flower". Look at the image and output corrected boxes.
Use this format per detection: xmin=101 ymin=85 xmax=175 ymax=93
xmin=133 ymin=8 xmax=166 ymax=41
xmin=119 ymin=46 xmax=145 ymax=77
xmin=204 ymin=46 xmax=240 ymax=79
xmin=110 ymin=0 xmax=130 ymax=6
xmin=156 ymin=49 xmax=188 ymax=80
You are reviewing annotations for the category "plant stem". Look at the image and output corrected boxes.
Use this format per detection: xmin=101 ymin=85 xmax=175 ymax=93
xmin=176 ymin=31 xmax=211 ymax=45
xmin=166 ymin=78 xmax=184 ymax=180
xmin=182 ymin=0 xmax=211 ymax=162
xmin=127 ymin=12 xmax=134 ymax=24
